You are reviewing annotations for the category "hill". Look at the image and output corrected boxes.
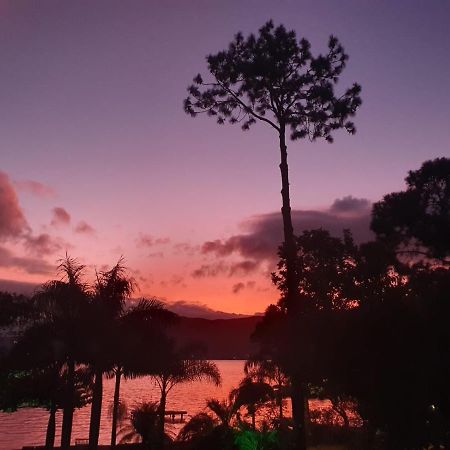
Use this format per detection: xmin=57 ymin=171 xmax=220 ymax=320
xmin=168 ymin=316 xmax=262 ymax=360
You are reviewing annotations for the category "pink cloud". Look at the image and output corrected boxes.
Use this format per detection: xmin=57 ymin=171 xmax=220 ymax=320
xmin=24 ymin=233 xmax=64 ymax=256
xmin=14 ymin=180 xmax=56 ymax=198
xmin=75 ymin=221 xmax=96 ymax=235
xmin=51 ymin=207 xmax=71 ymax=226
xmin=0 ymin=246 xmax=53 ymax=275
xmin=137 ymin=233 xmax=170 ymax=247
xmin=0 ymin=171 xmax=30 ymax=241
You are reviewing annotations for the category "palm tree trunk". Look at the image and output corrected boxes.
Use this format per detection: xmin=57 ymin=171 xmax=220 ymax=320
xmin=110 ymin=368 xmax=122 ymax=447
xmin=45 ymin=400 xmax=57 ymax=449
xmin=61 ymin=358 xmax=75 ymax=448
xmin=158 ymin=386 xmax=167 ymax=448
xmin=89 ymin=368 xmax=103 ymax=449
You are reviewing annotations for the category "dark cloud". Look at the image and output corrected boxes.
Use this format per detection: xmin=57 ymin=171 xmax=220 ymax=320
xmin=191 ymin=260 xmax=259 ymax=279
xmin=164 ymin=299 xmax=251 ymax=320
xmin=75 ymin=221 xmax=96 ymax=235
xmin=191 ymin=262 xmax=228 ymax=278
xmin=137 ymin=233 xmax=170 ymax=247
xmin=0 ymin=246 xmax=54 ymax=275
xmin=0 ymin=171 xmax=30 ymax=240
xmin=330 ymin=195 xmax=371 ymax=214
xmin=229 ymin=260 xmax=260 ymax=276
xmin=14 ymin=179 xmax=56 ymax=198
xmin=201 ymin=197 xmax=373 ymax=266
xmin=51 ymin=207 xmax=71 ymax=226
xmin=232 ymin=282 xmax=245 ymax=294
xmin=232 ymin=280 xmax=256 ymax=295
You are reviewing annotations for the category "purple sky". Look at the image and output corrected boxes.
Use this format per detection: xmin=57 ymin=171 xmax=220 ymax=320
xmin=0 ymin=0 xmax=449 ymax=314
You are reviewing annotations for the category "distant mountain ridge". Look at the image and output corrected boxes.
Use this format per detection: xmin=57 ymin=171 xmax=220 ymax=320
xmin=169 ymin=316 xmax=262 ymax=360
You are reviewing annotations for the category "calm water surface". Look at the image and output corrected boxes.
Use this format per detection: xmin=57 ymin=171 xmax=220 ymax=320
xmin=0 ymin=360 xmax=326 ymax=450
xmin=0 ymin=360 xmax=246 ymax=449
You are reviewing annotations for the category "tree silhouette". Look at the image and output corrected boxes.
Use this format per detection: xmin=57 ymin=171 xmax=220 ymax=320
xmin=178 ymin=394 xmax=240 ymax=450
xmin=244 ymin=359 xmax=290 ymax=421
xmin=185 ymin=22 xmax=361 ymax=449
xmin=232 ymin=377 xmax=274 ymax=430
xmin=117 ymin=401 xmax=169 ymax=448
xmin=151 ymin=348 xmax=221 ymax=446
xmin=372 ymin=157 xmax=450 ymax=264
xmin=87 ymin=259 xmax=135 ymax=449
xmin=32 ymin=255 xmax=91 ymax=448
xmin=109 ymin=298 xmax=176 ymax=447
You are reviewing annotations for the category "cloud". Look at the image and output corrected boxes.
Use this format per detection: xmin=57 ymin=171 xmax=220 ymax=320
xmin=330 ymin=195 xmax=371 ymax=215
xmin=75 ymin=221 xmax=96 ymax=235
xmin=14 ymin=180 xmax=56 ymax=198
xmin=163 ymin=299 xmax=251 ymax=320
xmin=201 ymin=196 xmax=373 ymax=266
xmin=159 ymin=275 xmax=187 ymax=288
xmin=173 ymin=242 xmax=198 ymax=256
xmin=232 ymin=282 xmax=245 ymax=294
xmin=191 ymin=262 xmax=228 ymax=278
xmin=0 ymin=171 xmax=30 ymax=240
xmin=229 ymin=260 xmax=260 ymax=276
xmin=24 ymin=233 xmax=64 ymax=256
xmin=191 ymin=259 xmax=260 ymax=279
xmin=137 ymin=233 xmax=170 ymax=247
xmin=51 ymin=207 xmax=71 ymax=226
xmin=0 ymin=246 xmax=54 ymax=275
xmin=232 ymin=280 xmax=256 ymax=294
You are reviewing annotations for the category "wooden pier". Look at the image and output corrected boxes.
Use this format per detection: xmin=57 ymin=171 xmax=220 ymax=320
xmin=165 ymin=410 xmax=188 ymax=422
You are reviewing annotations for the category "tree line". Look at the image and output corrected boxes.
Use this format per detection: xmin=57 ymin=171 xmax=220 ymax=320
xmin=0 ymin=259 xmax=221 ymax=449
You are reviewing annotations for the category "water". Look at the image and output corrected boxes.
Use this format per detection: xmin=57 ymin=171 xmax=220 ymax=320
xmin=0 ymin=360 xmax=333 ymax=449
xmin=0 ymin=361 xmax=248 ymax=449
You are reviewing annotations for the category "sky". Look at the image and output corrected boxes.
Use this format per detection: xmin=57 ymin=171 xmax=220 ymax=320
xmin=0 ymin=0 xmax=449 ymax=316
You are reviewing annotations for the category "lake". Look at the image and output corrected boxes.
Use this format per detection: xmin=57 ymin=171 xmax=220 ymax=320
xmin=0 ymin=360 xmax=328 ymax=450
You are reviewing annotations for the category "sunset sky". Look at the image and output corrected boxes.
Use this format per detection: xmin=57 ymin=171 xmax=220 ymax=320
xmin=1 ymin=0 xmax=449 ymax=316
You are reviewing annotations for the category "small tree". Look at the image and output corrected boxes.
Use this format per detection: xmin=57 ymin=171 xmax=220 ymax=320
xmin=151 ymin=349 xmax=221 ymax=445
xmin=185 ymin=22 xmax=361 ymax=449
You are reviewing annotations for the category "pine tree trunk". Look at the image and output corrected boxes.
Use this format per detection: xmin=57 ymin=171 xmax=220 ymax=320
xmin=279 ymin=125 xmax=307 ymax=450
xmin=45 ymin=400 xmax=57 ymax=449
xmin=278 ymin=125 xmax=299 ymax=311
xmin=291 ymin=376 xmax=307 ymax=450
xmin=61 ymin=359 xmax=75 ymax=448
xmin=89 ymin=368 xmax=103 ymax=449
xmin=110 ymin=368 xmax=122 ymax=447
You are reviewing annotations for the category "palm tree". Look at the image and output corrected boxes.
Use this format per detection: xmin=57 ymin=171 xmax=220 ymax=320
xmin=33 ymin=255 xmax=91 ymax=448
xmin=151 ymin=350 xmax=221 ymax=445
xmin=232 ymin=378 xmax=274 ymax=430
xmin=244 ymin=360 xmax=290 ymax=421
xmin=118 ymin=401 xmax=172 ymax=448
xmin=1 ymin=325 xmax=93 ymax=449
xmin=178 ymin=395 xmax=240 ymax=450
xmin=109 ymin=298 xmax=177 ymax=447
xmin=87 ymin=259 xmax=135 ymax=449
xmin=205 ymin=396 xmax=241 ymax=429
